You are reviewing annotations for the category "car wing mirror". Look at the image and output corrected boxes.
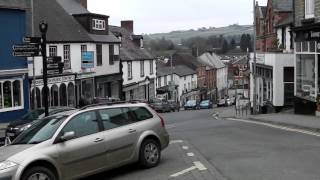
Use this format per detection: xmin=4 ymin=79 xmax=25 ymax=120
xmin=60 ymin=131 xmax=75 ymax=142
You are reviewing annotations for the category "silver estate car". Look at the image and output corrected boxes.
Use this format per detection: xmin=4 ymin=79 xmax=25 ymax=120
xmin=0 ymin=103 xmax=170 ymax=180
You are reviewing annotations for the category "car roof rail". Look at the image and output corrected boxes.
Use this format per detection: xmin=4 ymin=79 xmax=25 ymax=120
xmin=79 ymin=100 xmax=143 ymax=110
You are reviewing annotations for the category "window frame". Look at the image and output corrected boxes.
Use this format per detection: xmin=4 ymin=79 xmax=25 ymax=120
xmin=140 ymin=61 xmax=145 ymax=77
xmin=305 ymin=0 xmax=315 ymax=19
xmin=0 ymin=79 xmax=24 ymax=113
xmin=150 ymin=60 xmax=154 ymax=75
xmin=128 ymin=61 xmax=133 ymax=80
xmin=49 ymin=46 xmax=57 ymax=57
xmin=109 ymin=44 xmax=114 ymax=65
xmin=96 ymin=44 xmax=102 ymax=66
xmin=92 ymin=19 xmax=106 ymax=31
xmin=63 ymin=45 xmax=71 ymax=69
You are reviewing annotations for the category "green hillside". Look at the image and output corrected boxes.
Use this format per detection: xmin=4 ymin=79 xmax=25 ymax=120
xmin=144 ymin=24 xmax=253 ymax=44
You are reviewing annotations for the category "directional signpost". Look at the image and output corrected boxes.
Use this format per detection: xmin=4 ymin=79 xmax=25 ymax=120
xmin=12 ymin=44 xmax=41 ymax=57
xmin=23 ymin=37 xmax=42 ymax=44
xmin=46 ymin=56 xmax=64 ymax=75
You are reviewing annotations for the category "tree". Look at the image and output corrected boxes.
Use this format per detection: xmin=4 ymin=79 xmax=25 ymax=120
xmin=240 ymin=34 xmax=253 ymax=52
xmin=221 ymin=39 xmax=229 ymax=53
xmin=230 ymin=39 xmax=236 ymax=50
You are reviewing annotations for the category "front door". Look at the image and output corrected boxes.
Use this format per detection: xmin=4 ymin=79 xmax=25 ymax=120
xmin=55 ymin=111 xmax=107 ymax=179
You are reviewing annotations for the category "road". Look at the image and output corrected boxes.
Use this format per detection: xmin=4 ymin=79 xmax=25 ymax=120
xmin=84 ymin=107 xmax=320 ymax=180
xmin=2 ymin=107 xmax=320 ymax=179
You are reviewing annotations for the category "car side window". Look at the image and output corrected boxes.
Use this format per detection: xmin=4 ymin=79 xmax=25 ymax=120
xmin=62 ymin=111 xmax=99 ymax=138
xmin=130 ymin=107 xmax=153 ymax=121
xmin=98 ymin=108 xmax=134 ymax=130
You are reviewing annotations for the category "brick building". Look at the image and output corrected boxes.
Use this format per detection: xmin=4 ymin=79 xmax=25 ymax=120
xmin=256 ymin=0 xmax=293 ymax=52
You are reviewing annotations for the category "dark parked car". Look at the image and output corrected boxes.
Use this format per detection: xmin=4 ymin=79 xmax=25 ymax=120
xmin=149 ymin=99 xmax=171 ymax=113
xmin=184 ymin=100 xmax=200 ymax=110
xmin=199 ymin=100 xmax=213 ymax=109
xmin=5 ymin=107 xmax=76 ymax=141
xmin=168 ymin=100 xmax=180 ymax=112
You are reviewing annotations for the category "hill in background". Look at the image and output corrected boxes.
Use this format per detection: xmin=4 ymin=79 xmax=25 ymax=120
xmin=143 ymin=24 xmax=253 ymax=44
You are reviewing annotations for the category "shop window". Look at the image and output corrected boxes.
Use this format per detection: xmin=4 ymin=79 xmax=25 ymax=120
xmin=3 ymin=81 xmax=12 ymax=108
xmin=310 ymin=41 xmax=316 ymax=52
xmin=302 ymin=41 xmax=308 ymax=52
xmin=59 ymin=84 xmax=67 ymax=106
xmin=296 ymin=42 xmax=301 ymax=52
xmin=68 ymin=83 xmax=75 ymax=107
xmin=0 ymin=83 xmax=2 ymax=109
xmin=296 ymin=54 xmax=316 ymax=101
xmin=0 ymin=80 xmax=23 ymax=111
xmin=13 ymin=80 xmax=21 ymax=107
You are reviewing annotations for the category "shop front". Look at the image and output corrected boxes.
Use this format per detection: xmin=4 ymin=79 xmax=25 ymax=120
xmin=30 ymin=74 xmax=76 ymax=108
xmin=0 ymin=70 xmax=29 ymax=122
xmin=293 ymin=26 xmax=320 ymax=115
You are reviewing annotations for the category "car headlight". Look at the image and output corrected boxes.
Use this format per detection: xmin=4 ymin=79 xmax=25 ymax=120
xmin=0 ymin=161 xmax=17 ymax=171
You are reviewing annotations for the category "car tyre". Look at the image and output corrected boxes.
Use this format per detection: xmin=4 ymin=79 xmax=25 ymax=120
xmin=139 ymin=139 xmax=161 ymax=168
xmin=22 ymin=166 xmax=57 ymax=180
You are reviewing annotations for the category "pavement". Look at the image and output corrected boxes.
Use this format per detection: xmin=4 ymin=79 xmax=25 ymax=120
xmin=212 ymin=106 xmax=320 ymax=133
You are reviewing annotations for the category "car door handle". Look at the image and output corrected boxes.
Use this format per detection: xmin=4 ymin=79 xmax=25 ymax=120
xmin=94 ymin=138 xmax=104 ymax=143
xmin=128 ymin=129 xmax=136 ymax=133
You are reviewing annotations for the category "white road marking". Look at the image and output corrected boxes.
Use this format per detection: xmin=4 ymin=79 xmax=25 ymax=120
xmin=169 ymin=161 xmax=208 ymax=177
xmin=169 ymin=140 xmax=184 ymax=144
xmin=194 ymin=161 xmax=207 ymax=171
xmin=170 ymin=166 xmax=197 ymax=177
xmin=182 ymin=146 xmax=189 ymax=150
xmin=226 ymin=118 xmax=320 ymax=137
xmin=187 ymin=152 xmax=194 ymax=157
xmin=166 ymin=124 xmax=177 ymax=129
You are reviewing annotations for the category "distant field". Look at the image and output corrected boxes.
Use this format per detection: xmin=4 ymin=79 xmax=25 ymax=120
xmin=144 ymin=25 xmax=253 ymax=44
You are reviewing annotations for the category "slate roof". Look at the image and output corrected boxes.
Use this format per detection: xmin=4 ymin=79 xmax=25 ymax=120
xmin=170 ymin=52 xmax=204 ymax=71
xmin=198 ymin=52 xmax=225 ymax=69
xmin=272 ymin=0 xmax=293 ymax=12
xmin=0 ymin=0 xmax=26 ymax=10
xmin=157 ymin=64 xmax=196 ymax=77
xmin=56 ymin=0 xmax=90 ymax=15
xmin=27 ymin=0 xmax=92 ymax=42
xmin=109 ymin=25 xmax=154 ymax=61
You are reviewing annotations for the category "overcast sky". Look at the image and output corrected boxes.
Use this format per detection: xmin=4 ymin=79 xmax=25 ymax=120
xmin=88 ymin=0 xmax=268 ymax=34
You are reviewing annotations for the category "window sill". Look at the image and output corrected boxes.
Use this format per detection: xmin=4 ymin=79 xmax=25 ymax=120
xmin=0 ymin=106 xmax=24 ymax=113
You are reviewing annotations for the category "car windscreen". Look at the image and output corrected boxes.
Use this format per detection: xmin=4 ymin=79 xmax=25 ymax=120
xmin=201 ymin=100 xmax=209 ymax=105
xmin=11 ymin=116 xmax=67 ymax=145
xmin=187 ymin=100 xmax=196 ymax=105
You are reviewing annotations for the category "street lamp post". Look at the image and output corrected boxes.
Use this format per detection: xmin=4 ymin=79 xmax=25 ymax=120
xmin=39 ymin=22 xmax=49 ymax=116
xmin=252 ymin=0 xmax=258 ymax=114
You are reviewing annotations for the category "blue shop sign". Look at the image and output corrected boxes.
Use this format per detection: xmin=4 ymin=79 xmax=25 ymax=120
xmin=81 ymin=51 xmax=94 ymax=68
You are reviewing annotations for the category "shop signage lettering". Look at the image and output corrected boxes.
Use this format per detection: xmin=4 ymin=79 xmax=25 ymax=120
xmin=32 ymin=75 xmax=75 ymax=86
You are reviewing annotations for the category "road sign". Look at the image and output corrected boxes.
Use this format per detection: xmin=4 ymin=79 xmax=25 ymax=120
xmin=47 ymin=56 xmax=62 ymax=63
xmin=81 ymin=51 xmax=94 ymax=68
xmin=12 ymin=44 xmax=41 ymax=57
xmin=12 ymin=44 xmax=40 ymax=51
xmin=47 ymin=64 xmax=59 ymax=69
xmin=23 ymin=37 xmax=42 ymax=44
xmin=47 ymin=69 xmax=59 ymax=75
xmin=13 ymin=51 xmax=40 ymax=57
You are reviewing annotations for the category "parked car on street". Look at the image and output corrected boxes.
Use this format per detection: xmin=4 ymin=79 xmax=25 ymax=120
xmin=5 ymin=107 xmax=76 ymax=141
xmin=0 ymin=102 xmax=169 ymax=180
xmin=184 ymin=100 xmax=200 ymax=110
xmin=149 ymin=99 xmax=171 ymax=113
xmin=199 ymin=100 xmax=213 ymax=109
xmin=168 ymin=100 xmax=180 ymax=112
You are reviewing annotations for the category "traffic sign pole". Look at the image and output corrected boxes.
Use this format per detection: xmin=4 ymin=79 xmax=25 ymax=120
xmin=40 ymin=22 xmax=49 ymax=117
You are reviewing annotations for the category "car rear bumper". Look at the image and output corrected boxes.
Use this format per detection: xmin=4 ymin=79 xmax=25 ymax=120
xmin=160 ymin=132 xmax=170 ymax=150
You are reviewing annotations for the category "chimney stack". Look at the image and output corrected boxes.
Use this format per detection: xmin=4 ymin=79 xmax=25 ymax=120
xmin=121 ymin=20 xmax=134 ymax=33
xmin=79 ymin=0 xmax=87 ymax=9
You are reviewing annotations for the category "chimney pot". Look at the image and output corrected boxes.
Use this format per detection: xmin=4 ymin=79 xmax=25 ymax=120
xmin=79 ymin=0 xmax=87 ymax=9
xmin=121 ymin=20 xmax=134 ymax=33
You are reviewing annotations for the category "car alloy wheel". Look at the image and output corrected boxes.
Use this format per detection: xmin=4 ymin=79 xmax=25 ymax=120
xmin=139 ymin=139 xmax=161 ymax=168
xmin=144 ymin=142 xmax=159 ymax=164
xmin=28 ymin=173 xmax=50 ymax=180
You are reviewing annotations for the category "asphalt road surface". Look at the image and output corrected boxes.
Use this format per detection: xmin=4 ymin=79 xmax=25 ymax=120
xmin=2 ymin=107 xmax=320 ymax=180
xmin=84 ymin=107 xmax=320 ymax=180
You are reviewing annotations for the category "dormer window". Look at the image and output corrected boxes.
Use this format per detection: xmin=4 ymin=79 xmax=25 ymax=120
xmin=92 ymin=19 xmax=106 ymax=30
xmin=305 ymin=0 xmax=315 ymax=19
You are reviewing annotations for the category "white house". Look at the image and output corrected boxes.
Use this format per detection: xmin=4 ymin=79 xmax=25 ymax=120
xmin=157 ymin=64 xmax=198 ymax=104
xmin=250 ymin=53 xmax=294 ymax=112
xmin=28 ymin=0 xmax=121 ymax=108
xmin=110 ymin=21 xmax=157 ymax=101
